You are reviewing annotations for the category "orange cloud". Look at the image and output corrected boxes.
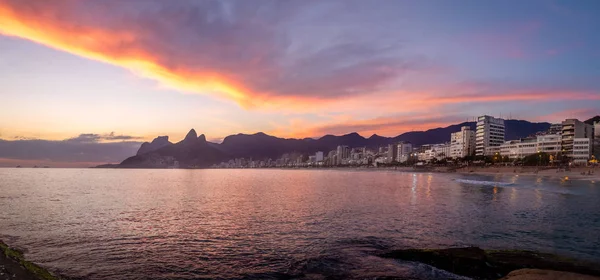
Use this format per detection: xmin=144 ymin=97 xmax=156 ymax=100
xmin=0 ymin=2 xmax=263 ymax=107
xmin=533 ymin=108 xmax=599 ymax=123
xmin=0 ymin=1 xmax=415 ymax=110
xmin=1 ymin=0 xmax=598 ymax=136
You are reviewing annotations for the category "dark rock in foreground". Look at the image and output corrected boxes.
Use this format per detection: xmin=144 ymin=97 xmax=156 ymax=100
xmin=500 ymin=269 xmax=600 ymax=280
xmin=379 ymin=247 xmax=600 ymax=280
xmin=1 ymin=240 xmax=60 ymax=280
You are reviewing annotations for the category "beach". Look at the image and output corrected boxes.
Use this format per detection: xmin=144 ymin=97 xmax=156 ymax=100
xmin=454 ymin=166 xmax=600 ymax=181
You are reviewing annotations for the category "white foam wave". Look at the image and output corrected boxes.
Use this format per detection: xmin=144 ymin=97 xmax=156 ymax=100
xmin=454 ymin=178 xmax=514 ymax=186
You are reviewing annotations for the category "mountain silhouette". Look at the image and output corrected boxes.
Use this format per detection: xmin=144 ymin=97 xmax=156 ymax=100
xmin=136 ymin=136 xmax=171 ymax=155
xmin=585 ymin=115 xmax=600 ymax=125
xmin=121 ymin=129 xmax=225 ymax=168
xmin=118 ymin=119 xmax=552 ymax=168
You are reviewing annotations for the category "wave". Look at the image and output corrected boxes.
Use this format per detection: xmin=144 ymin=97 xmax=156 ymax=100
xmin=454 ymin=178 xmax=514 ymax=186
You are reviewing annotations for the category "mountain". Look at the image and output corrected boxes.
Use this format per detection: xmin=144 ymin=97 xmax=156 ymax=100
xmin=216 ymin=120 xmax=550 ymax=160
xmin=585 ymin=115 xmax=600 ymax=125
xmin=392 ymin=122 xmax=475 ymax=145
xmin=120 ymin=129 xmax=226 ymax=168
xmin=115 ymin=119 xmax=552 ymax=168
xmin=136 ymin=136 xmax=172 ymax=155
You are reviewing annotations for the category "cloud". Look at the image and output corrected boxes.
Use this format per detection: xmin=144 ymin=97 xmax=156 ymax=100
xmin=0 ymin=136 xmax=142 ymax=166
xmin=533 ymin=108 xmax=599 ymax=123
xmin=0 ymin=158 xmax=110 ymax=168
xmin=0 ymin=0 xmax=425 ymax=108
xmin=270 ymin=113 xmax=468 ymax=138
xmin=66 ymin=132 xmax=142 ymax=143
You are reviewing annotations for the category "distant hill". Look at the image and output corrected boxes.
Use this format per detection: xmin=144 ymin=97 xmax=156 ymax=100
xmin=585 ymin=115 xmax=600 ymax=125
xmin=115 ymin=119 xmax=552 ymax=168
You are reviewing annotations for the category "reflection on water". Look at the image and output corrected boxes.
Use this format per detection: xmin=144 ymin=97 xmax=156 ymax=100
xmin=0 ymin=169 xmax=599 ymax=280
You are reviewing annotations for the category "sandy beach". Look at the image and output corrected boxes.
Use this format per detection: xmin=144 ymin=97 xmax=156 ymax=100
xmin=454 ymin=166 xmax=600 ymax=181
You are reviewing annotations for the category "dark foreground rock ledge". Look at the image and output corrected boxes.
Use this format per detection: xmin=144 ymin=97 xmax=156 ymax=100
xmin=379 ymin=247 xmax=600 ymax=279
xmin=501 ymin=269 xmax=600 ymax=280
xmin=1 ymin=240 xmax=60 ymax=280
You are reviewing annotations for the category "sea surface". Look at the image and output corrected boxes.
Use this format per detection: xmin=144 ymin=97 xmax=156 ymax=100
xmin=0 ymin=168 xmax=599 ymax=279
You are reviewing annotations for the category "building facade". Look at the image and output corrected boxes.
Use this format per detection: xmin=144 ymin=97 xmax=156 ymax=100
xmin=498 ymin=134 xmax=561 ymax=160
xmin=315 ymin=151 xmax=324 ymax=162
xmin=561 ymin=119 xmax=594 ymax=163
xmin=387 ymin=144 xmax=398 ymax=163
xmin=594 ymin=122 xmax=600 ymax=160
xmin=536 ymin=134 xmax=562 ymax=155
xmin=396 ymin=142 xmax=413 ymax=163
xmin=499 ymin=138 xmax=537 ymax=159
xmin=573 ymin=138 xmax=592 ymax=164
xmin=421 ymin=143 xmax=451 ymax=162
xmin=336 ymin=145 xmax=350 ymax=165
xmin=450 ymin=126 xmax=475 ymax=158
xmin=475 ymin=115 xmax=505 ymax=156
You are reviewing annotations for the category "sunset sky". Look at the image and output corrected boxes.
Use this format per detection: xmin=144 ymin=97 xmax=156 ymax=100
xmin=1 ymin=0 xmax=599 ymax=166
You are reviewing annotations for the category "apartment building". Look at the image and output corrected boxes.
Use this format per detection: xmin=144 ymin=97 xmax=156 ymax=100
xmin=475 ymin=115 xmax=505 ymax=156
xmin=450 ymin=126 xmax=475 ymax=158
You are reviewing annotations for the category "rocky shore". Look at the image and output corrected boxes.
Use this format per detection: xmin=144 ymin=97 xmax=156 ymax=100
xmin=380 ymin=247 xmax=600 ymax=279
xmin=0 ymin=241 xmax=59 ymax=280
xmin=3 ymin=241 xmax=600 ymax=279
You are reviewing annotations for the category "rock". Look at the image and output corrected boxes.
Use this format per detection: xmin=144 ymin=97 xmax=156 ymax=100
xmin=379 ymin=247 xmax=600 ymax=280
xmin=380 ymin=247 xmax=498 ymax=279
xmin=1 ymin=240 xmax=60 ymax=280
xmin=500 ymin=269 xmax=600 ymax=280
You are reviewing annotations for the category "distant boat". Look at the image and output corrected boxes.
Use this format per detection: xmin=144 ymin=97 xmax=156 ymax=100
xmin=16 ymin=165 xmax=21 ymax=168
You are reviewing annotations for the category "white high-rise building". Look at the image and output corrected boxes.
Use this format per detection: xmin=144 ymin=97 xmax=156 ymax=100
xmin=387 ymin=144 xmax=398 ymax=163
xmin=450 ymin=126 xmax=475 ymax=158
xmin=315 ymin=151 xmax=324 ymax=162
xmin=396 ymin=142 xmax=413 ymax=163
xmin=336 ymin=145 xmax=350 ymax=165
xmin=594 ymin=122 xmax=600 ymax=160
xmin=573 ymin=138 xmax=592 ymax=164
xmin=475 ymin=115 xmax=505 ymax=156
xmin=561 ymin=119 xmax=593 ymax=163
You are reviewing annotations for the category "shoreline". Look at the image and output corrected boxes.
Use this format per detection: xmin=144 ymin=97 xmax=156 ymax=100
xmin=0 ymin=240 xmax=60 ymax=280
xmin=3 ymin=239 xmax=600 ymax=280
xmin=380 ymin=247 xmax=600 ymax=279
xmin=8 ymin=165 xmax=600 ymax=182
xmin=453 ymin=166 xmax=600 ymax=181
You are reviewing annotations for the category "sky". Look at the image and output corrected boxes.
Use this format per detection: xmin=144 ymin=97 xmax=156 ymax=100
xmin=0 ymin=0 xmax=599 ymax=166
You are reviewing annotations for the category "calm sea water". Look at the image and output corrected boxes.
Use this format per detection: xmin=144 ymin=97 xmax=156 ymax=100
xmin=0 ymin=169 xmax=599 ymax=279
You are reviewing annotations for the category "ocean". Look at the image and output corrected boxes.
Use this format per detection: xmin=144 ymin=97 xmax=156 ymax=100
xmin=1 ymin=168 xmax=599 ymax=279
